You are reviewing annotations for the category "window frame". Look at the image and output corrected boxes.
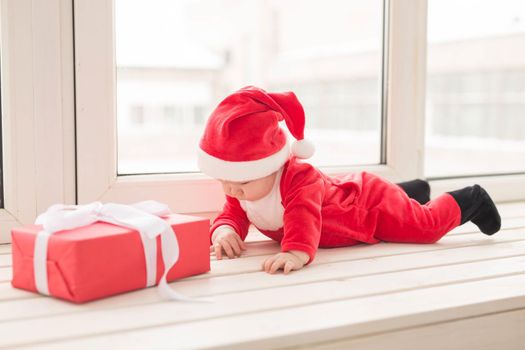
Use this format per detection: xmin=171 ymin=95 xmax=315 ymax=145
xmin=0 ymin=0 xmax=76 ymax=243
xmin=74 ymin=0 xmax=430 ymax=213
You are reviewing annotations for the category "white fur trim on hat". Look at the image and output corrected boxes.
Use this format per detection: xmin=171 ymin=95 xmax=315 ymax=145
xmin=292 ymin=139 xmax=315 ymax=159
xmin=198 ymin=143 xmax=290 ymax=182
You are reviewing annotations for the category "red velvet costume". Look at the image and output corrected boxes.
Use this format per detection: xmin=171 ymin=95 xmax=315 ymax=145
xmin=211 ymin=156 xmax=462 ymax=264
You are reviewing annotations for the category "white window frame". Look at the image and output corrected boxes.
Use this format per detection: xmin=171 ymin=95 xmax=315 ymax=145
xmin=0 ymin=0 xmax=76 ymax=243
xmin=73 ymin=0 xmax=433 ymax=213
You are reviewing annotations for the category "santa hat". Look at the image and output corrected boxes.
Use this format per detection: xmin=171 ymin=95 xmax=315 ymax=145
xmin=198 ymin=86 xmax=315 ymax=182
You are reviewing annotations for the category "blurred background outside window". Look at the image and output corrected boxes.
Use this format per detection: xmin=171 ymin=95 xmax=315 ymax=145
xmin=425 ymin=0 xmax=525 ymax=178
xmin=115 ymin=0 xmax=384 ymax=175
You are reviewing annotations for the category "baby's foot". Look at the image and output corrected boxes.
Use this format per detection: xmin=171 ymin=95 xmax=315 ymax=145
xmin=448 ymin=185 xmax=501 ymax=235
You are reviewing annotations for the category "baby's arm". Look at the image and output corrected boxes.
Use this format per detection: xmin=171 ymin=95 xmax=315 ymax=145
xmin=262 ymin=161 xmax=325 ymax=274
xmin=210 ymin=225 xmax=246 ymax=259
xmin=210 ymin=195 xmax=250 ymax=259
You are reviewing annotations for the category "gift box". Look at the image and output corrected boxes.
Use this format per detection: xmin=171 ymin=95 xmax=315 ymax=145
xmin=11 ymin=202 xmax=210 ymax=303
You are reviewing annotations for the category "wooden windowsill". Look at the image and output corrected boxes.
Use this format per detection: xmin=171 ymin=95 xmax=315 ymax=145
xmin=1 ymin=202 xmax=525 ymax=348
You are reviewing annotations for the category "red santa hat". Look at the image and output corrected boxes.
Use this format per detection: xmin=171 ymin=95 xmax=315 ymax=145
xmin=198 ymin=86 xmax=315 ymax=182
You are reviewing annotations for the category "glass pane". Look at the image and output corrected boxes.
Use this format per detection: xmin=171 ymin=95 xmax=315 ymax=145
xmin=115 ymin=0 xmax=384 ymax=175
xmin=425 ymin=0 xmax=525 ymax=178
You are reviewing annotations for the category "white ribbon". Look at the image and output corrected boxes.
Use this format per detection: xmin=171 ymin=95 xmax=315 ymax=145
xmin=34 ymin=200 xmax=209 ymax=302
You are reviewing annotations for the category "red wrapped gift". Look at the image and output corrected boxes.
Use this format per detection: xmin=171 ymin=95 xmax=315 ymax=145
xmin=11 ymin=201 xmax=210 ymax=303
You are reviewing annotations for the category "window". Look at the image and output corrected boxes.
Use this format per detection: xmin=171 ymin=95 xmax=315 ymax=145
xmin=115 ymin=0 xmax=385 ymax=175
xmin=77 ymin=0 xmax=525 ymax=209
xmin=0 ymin=0 xmax=523 ymax=242
xmin=425 ymin=0 xmax=525 ymax=178
xmin=74 ymin=0 xmax=431 ymax=210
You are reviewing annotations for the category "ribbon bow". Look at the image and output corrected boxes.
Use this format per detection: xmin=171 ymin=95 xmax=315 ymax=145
xmin=34 ymin=200 xmax=205 ymax=302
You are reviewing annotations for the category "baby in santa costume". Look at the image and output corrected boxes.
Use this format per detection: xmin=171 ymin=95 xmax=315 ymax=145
xmin=198 ymin=86 xmax=501 ymax=274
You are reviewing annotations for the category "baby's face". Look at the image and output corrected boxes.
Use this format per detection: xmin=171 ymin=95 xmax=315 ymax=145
xmin=219 ymin=172 xmax=278 ymax=201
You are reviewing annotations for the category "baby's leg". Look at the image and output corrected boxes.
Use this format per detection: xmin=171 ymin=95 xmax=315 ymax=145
xmin=393 ymin=181 xmax=500 ymax=235
xmin=360 ymin=174 xmax=461 ymax=244
xmin=396 ymin=179 xmax=430 ymax=204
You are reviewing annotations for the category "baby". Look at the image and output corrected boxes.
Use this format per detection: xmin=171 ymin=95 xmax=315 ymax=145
xmin=198 ymin=86 xmax=501 ymax=274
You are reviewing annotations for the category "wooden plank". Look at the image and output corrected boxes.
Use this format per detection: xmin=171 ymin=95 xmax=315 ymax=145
xmin=451 ymin=217 xmax=525 ymax=235
xmin=12 ymin=273 xmax=525 ymax=350
xmin=213 ymin=220 xmax=525 ymax=260
xmin=0 ymin=244 xmax=11 ymax=254
xmin=4 ymin=243 xmax=525 ymax=324
xmin=24 ymin=309 xmax=525 ymax=350
xmin=0 ymin=254 xmax=12 ymax=267
xmin=4 ymin=254 xmax=525 ymax=342
xmin=0 ymin=267 xmax=11 ymax=282
xmin=183 ymin=240 xmax=525 ymax=296
xmin=0 ymin=283 xmax=34 ymax=302
xmin=303 ymin=308 xmax=525 ymax=350
xmin=200 ymin=228 xmax=525 ymax=278
xmin=494 ymin=201 xmax=525 ymax=218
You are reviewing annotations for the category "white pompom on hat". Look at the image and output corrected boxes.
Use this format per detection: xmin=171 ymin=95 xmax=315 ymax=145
xmin=291 ymin=138 xmax=315 ymax=159
xmin=198 ymin=86 xmax=315 ymax=182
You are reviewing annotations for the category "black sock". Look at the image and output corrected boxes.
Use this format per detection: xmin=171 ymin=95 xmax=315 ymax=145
xmin=448 ymin=185 xmax=501 ymax=235
xmin=396 ymin=179 xmax=431 ymax=205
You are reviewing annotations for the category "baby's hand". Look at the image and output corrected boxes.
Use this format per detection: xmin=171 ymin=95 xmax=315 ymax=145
xmin=262 ymin=250 xmax=310 ymax=274
xmin=210 ymin=227 xmax=247 ymax=259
